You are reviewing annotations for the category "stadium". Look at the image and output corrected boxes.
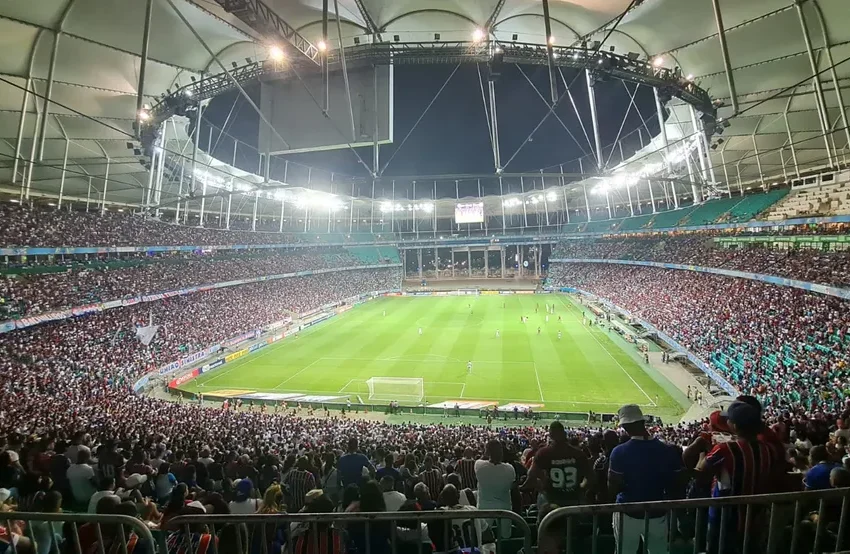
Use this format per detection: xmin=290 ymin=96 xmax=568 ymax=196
xmin=1 ymin=0 xmax=850 ymax=553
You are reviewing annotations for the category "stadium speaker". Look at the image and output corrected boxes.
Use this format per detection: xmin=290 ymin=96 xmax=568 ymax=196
xmin=512 ymin=33 xmax=518 ymax=41
xmin=627 ymin=52 xmax=640 ymax=60
xmin=354 ymin=37 xmax=360 ymax=44
xmin=394 ymin=35 xmax=400 ymax=42
xmin=434 ymin=33 xmax=440 ymax=40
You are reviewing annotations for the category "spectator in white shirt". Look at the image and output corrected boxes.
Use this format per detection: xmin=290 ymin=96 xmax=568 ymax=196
xmin=66 ymin=447 xmax=97 ymax=505
xmin=474 ymin=439 xmax=516 ymax=538
xmin=381 ymin=475 xmax=407 ymax=511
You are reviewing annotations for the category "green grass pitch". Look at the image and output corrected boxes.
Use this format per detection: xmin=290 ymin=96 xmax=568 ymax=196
xmin=180 ymin=294 xmax=684 ymax=417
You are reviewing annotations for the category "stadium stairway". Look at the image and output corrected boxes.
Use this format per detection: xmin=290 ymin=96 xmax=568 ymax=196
xmin=617 ymin=212 xmax=654 ymax=231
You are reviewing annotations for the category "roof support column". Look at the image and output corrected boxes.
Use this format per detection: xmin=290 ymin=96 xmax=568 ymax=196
xmin=541 ymin=0 xmax=558 ymax=104
xmin=585 ymin=69 xmax=604 ymax=171
xmin=12 ymin=77 xmax=33 ymax=185
xmin=653 ymin=86 xmax=670 ymax=160
xmin=720 ymin=148 xmax=732 ymax=198
xmin=24 ymin=110 xmax=41 ymax=201
xmin=582 ymin=182 xmax=591 ymax=222
xmin=647 ymin=180 xmax=656 ymax=214
xmin=192 ymin=101 xmax=203 ymax=227
xmin=812 ymin=1 xmax=850 ymax=150
xmin=752 ymin=135 xmax=763 ymax=189
xmin=710 ymin=0 xmax=739 ymax=115
xmin=488 ymin=79 xmax=501 ymax=172
xmin=136 ymin=0 xmax=154 ymax=137
xmin=57 ymin=137 xmax=69 ymax=209
xmin=37 ymin=32 xmax=60 ymax=162
xmin=782 ymin=96 xmax=800 ymax=177
xmin=100 ymin=158 xmax=110 ymax=216
xmin=176 ymin=164 xmax=184 ymax=223
xmin=690 ymin=104 xmax=714 ymax=187
xmin=794 ymin=0 xmax=834 ymax=167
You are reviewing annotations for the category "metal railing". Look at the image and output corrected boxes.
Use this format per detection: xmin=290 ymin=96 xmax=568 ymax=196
xmin=538 ymin=488 xmax=850 ymax=554
xmin=1 ymin=512 xmax=157 ymax=554
xmin=168 ymin=509 xmax=532 ymax=554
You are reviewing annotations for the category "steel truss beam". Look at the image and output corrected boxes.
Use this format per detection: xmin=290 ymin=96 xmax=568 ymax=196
xmin=215 ymin=0 xmax=320 ymax=64
xmin=143 ymin=41 xmax=714 ymax=150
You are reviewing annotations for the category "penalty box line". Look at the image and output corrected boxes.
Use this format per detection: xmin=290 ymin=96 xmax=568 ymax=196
xmin=337 ymin=378 xmax=467 ymax=397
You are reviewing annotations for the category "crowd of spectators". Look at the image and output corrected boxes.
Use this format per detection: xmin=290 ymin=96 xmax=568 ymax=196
xmin=0 ymin=204 xmax=389 ymax=248
xmin=552 ymin=236 xmax=850 ymax=287
xmin=548 ymin=262 xmax=850 ymax=414
xmin=0 ymin=267 xmax=401 ymax=386
xmin=0 ymin=249 xmax=387 ymax=319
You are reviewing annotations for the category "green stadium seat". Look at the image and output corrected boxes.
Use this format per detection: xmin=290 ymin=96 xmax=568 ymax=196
xmin=561 ymin=222 xmax=582 ymax=234
xmin=725 ymin=189 xmax=790 ymax=222
xmin=648 ymin=206 xmax=697 ymax=229
xmin=618 ymin=213 xmax=654 ymax=231
xmin=585 ymin=218 xmax=622 ymax=233
xmin=681 ymin=197 xmax=741 ymax=226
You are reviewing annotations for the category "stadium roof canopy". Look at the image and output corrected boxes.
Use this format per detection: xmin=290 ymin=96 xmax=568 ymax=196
xmin=1 ymin=0 xmax=848 ymax=210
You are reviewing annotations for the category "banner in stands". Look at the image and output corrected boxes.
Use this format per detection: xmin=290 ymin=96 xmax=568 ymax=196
xmin=169 ymin=368 xmax=200 ymax=388
xmin=132 ymin=373 xmax=151 ymax=393
xmin=224 ymin=348 xmax=249 ymax=363
xmin=428 ymin=400 xmax=497 ymax=409
xmin=158 ymin=345 xmax=221 ymax=375
xmin=497 ymin=402 xmax=544 ymax=412
xmin=549 ymin=258 xmax=850 ymax=300
xmin=575 ymin=289 xmax=740 ymax=396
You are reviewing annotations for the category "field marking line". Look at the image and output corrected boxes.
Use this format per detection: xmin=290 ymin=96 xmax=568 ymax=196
xmin=533 ymin=362 xmax=545 ymax=402
xmin=460 ymin=383 xmax=466 ymax=398
xmin=273 ymin=358 xmax=326 ymax=390
xmin=196 ymin=341 xmax=283 ymax=386
xmin=338 ymin=379 xmax=358 ymax=393
xmin=557 ymin=295 xmax=656 ymax=407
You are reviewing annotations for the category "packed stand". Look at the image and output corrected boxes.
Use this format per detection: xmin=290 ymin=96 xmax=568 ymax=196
xmin=552 ymin=236 xmax=850 ymax=287
xmin=0 ymin=203 xmax=386 ymax=248
xmin=548 ymin=262 xmax=850 ymax=413
xmin=0 ymin=248 xmax=390 ymax=319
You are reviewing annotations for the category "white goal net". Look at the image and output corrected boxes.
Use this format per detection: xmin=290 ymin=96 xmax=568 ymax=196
xmin=366 ymin=377 xmax=424 ymax=403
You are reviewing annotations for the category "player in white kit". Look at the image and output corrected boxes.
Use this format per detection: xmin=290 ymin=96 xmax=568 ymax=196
xmin=467 ymin=361 xmax=473 ymax=374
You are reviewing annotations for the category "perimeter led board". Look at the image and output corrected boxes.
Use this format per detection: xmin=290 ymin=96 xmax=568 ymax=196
xmin=455 ymin=202 xmax=484 ymax=224
xmin=258 ymin=65 xmax=393 ymax=155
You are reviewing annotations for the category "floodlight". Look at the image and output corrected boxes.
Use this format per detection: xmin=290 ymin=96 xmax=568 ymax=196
xmin=472 ymin=28 xmax=485 ymax=42
xmin=138 ymin=109 xmax=151 ymax=121
xmin=183 ymin=88 xmax=193 ymax=97
xmin=686 ymin=74 xmax=694 ymax=81
xmin=317 ymin=40 xmax=327 ymax=52
xmin=572 ymin=52 xmax=580 ymax=60
xmin=268 ymin=45 xmax=285 ymax=62
xmin=546 ymin=192 xmax=558 ymax=202
xmin=652 ymin=56 xmax=664 ymax=67
xmin=548 ymin=35 xmax=556 ymax=45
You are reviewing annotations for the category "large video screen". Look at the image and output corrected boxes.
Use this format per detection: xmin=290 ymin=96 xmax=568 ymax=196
xmin=455 ymin=202 xmax=484 ymax=224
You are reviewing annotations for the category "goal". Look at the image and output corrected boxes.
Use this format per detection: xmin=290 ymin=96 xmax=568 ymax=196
xmin=366 ymin=377 xmax=425 ymax=403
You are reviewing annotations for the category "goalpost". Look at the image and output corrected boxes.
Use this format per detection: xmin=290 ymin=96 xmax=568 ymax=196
xmin=366 ymin=377 xmax=425 ymax=403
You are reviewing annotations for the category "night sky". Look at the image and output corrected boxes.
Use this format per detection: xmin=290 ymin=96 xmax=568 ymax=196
xmin=201 ymin=63 xmax=660 ymax=196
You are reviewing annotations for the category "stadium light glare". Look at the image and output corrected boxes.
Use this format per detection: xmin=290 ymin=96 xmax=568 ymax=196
xmin=652 ymin=56 xmax=664 ymax=67
xmin=548 ymin=35 xmax=556 ymax=45
xmin=183 ymin=88 xmax=193 ymax=97
xmin=268 ymin=45 xmax=285 ymax=62
xmin=317 ymin=40 xmax=328 ymax=52
xmin=418 ymin=202 xmax=434 ymax=213
xmin=546 ymin=192 xmax=558 ymax=201
xmin=472 ymin=28 xmax=485 ymax=42
xmin=138 ymin=109 xmax=151 ymax=121
xmin=686 ymin=74 xmax=694 ymax=81
xmin=502 ymin=197 xmax=522 ymax=208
